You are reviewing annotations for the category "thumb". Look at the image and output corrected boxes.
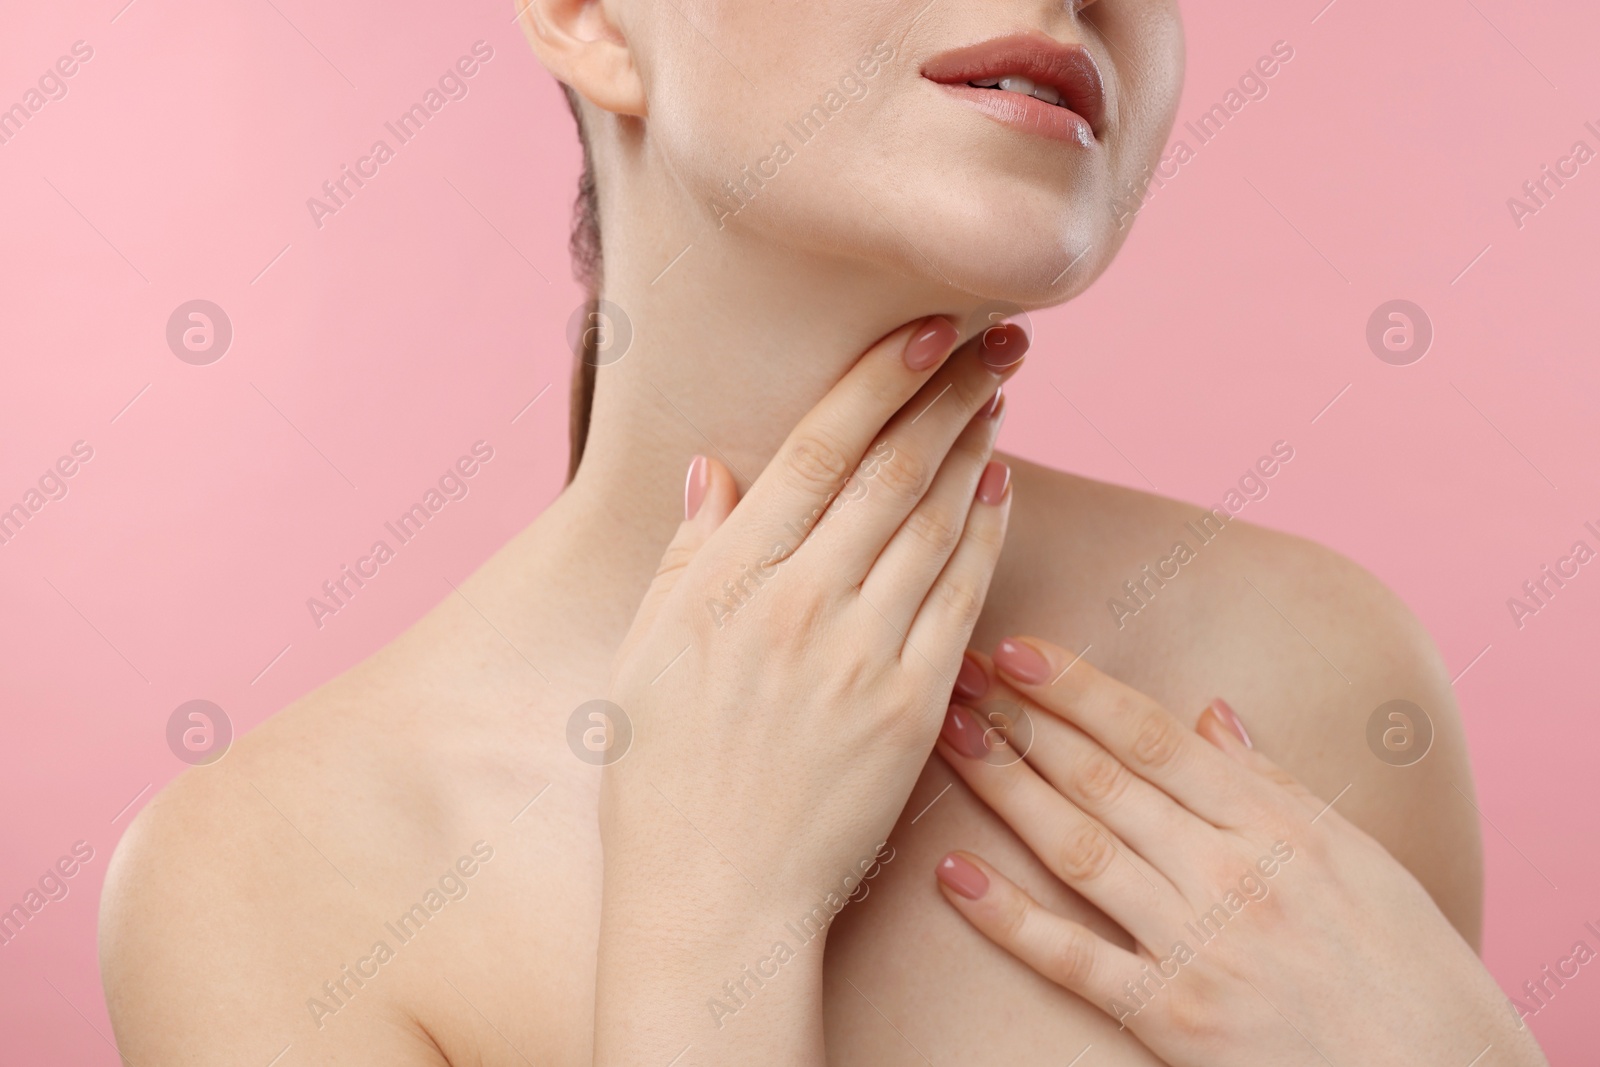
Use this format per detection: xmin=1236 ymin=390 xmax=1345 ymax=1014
xmin=627 ymin=454 xmax=739 ymax=641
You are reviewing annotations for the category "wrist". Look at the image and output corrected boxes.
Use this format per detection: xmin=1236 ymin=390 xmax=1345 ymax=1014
xmin=600 ymin=776 xmax=889 ymax=918
xmin=593 ymin=869 xmax=828 ymax=1065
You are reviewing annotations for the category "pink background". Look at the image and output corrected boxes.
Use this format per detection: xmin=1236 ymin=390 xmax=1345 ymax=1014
xmin=2 ymin=0 xmax=1597 ymax=1061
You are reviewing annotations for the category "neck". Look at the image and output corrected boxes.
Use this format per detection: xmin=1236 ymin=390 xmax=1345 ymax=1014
xmin=557 ymin=201 xmax=984 ymax=594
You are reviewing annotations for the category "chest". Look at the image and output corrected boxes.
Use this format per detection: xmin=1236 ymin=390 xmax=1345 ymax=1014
xmin=409 ymin=733 xmax=1163 ymax=1066
xmin=404 ymin=557 xmax=1204 ymax=1064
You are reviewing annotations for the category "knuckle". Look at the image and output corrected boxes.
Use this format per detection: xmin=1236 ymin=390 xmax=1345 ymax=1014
xmin=752 ymin=579 xmax=827 ymax=640
xmin=949 ymin=373 xmax=988 ymax=414
xmin=993 ymin=885 xmax=1033 ymax=945
xmin=1257 ymin=800 xmax=1306 ymax=844
xmin=652 ymin=544 xmax=695 ymax=583
xmin=784 ymin=431 xmax=854 ymax=492
xmin=1219 ymin=783 xmax=1277 ymax=833
xmin=965 ymin=515 xmax=1007 ymax=556
xmin=784 ymin=588 xmax=832 ymax=634
xmin=1244 ymin=879 xmax=1289 ymax=928
xmin=1055 ymin=823 xmax=1116 ymax=883
xmin=934 ymin=575 xmax=985 ymax=623
xmin=1199 ymin=850 xmax=1252 ymax=894
xmin=1262 ymin=764 xmax=1307 ymax=797
xmin=902 ymin=506 xmax=964 ymax=557
xmin=1130 ymin=707 xmax=1187 ymax=771
xmin=1161 ymin=984 xmax=1216 ymax=1041
xmin=1051 ymin=927 xmax=1098 ymax=990
xmin=859 ymin=368 xmax=906 ymax=409
xmin=1071 ymin=750 xmax=1131 ymax=807
xmin=873 ymin=448 xmax=931 ymax=502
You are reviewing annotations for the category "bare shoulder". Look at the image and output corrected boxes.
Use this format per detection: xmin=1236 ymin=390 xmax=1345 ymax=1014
xmin=97 ymin=603 xmax=567 ymax=1066
xmin=989 ymin=457 xmax=1483 ymax=944
xmin=99 ymin=670 xmax=454 ymax=1063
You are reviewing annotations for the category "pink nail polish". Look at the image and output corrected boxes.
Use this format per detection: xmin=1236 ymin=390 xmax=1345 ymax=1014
xmin=993 ymin=637 xmax=1051 ymax=685
xmin=980 ymin=386 xmax=1004 ymax=420
xmin=976 ymin=461 xmax=1010 ymax=505
xmin=1208 ymin=698 xmax=1252 ymax=749
xmin=940 ymin=703 xmax=991 ymax=759
xmin=684 ymin=455 xmax=708 ymax=520
xmin=936 ymin=853 xmax=990 ymax=900
xmin=980 ymin=323 xmax=1030 ymax=370
xmin=905 ymin=317 xmax=959 ymax=371
xmin=954 ymin=652 xmax=989 ymax=701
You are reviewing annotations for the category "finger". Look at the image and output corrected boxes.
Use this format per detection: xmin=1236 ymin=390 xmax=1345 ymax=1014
xmin=992 ymin=637 xmax=1268 ymax=828
xmin=1197 ymin=699 xmax=1327 ymax=819
xmin=933 ymin=850 xmax=1143 ymax=1018
xmin=899 ymin=459 xmax=1010 ymax=665
xmin=860 ymin=393 xmax=1004 ymax=636
xmin=936 ymin=717 xmax=1180 ymax=945
xmin=953 ymin=648 xmax=992 ymax=704
xmin=1015 ymin=693 xmax=1220 ymax=882
xmin=728 ymin=317 xmax=960 ymax=559
xmin=801 ymin=325 xmax=1025 ymax=585
xmin=623 ymin=455 xmax=739 ymax=645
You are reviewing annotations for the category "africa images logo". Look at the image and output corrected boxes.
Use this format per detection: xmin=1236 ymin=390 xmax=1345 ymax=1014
xmin=305 ymin=441 xmax=495 ymax=629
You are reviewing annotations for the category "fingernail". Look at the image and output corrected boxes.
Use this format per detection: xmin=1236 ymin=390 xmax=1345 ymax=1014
xmin=976 ymin=461 xmax=1011 ymax=506
xmin=980 ymin=386 xmax=1004 ymax=420
xmin=980 ymin=322 xmax=1029 ymax=370
xmin=936 ymin=853 xmax=989 ymax=900
xmin=1206 ymin=698 xmax=1252 ymax=749
xmin=954 ymin=652 xmax=989 ymax=701
xmin=941 ymin=703 xmax=991 ymax=759
xmin=994 ymin=637 xmax=1051 ymax=684
xmin=905 ymin=317 xmax=960 ymax=371
xmin=684 ymin=455 xmax=708 ymax=520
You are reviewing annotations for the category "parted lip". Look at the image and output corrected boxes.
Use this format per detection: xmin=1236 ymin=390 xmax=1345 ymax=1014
xmin=920 ymin=32 xmax=1107 ymax=137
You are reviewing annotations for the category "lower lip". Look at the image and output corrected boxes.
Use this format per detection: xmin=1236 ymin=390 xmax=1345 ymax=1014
xmin=930 ymin=82 xmax=1096 ymax=148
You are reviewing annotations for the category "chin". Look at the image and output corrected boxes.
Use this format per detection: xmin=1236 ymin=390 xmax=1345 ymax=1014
xmin=737 ymin=165 xmax=1124 ymax=313
xmin=903 ymin=188 xmax=1123 ymax=309
xmin=841 ymin=78 xmax=1167 ymax=307
xmin=703 ymin=83 xmax=1163 ymax=312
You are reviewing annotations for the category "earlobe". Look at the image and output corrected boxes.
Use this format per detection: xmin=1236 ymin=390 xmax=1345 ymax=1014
xmin=515 ymin=0 xmax=646 ymax=117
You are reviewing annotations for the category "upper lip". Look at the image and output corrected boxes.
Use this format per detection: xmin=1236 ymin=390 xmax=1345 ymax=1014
xmin=921 ymin=32 xmax=1107 ymax=135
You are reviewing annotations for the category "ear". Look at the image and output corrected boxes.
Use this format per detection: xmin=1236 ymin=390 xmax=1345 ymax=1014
xmin=516 ymin=0 xmax=646 ymax=117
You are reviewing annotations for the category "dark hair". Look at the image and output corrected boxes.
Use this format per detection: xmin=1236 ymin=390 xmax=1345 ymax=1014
xmin=561 ymin=84 xmax=603 ymax=483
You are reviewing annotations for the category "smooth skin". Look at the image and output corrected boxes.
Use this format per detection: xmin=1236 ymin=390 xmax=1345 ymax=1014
xmin=594 ymin=317 xmax=1021 ymax=1062
xmin=935 ymin=640 xmax=1546 ymax=1065
xmin=100 ymin=0 xmax=1490 ymax=1062
xmin=98 ymin=338 xmax=1486 ymax=1066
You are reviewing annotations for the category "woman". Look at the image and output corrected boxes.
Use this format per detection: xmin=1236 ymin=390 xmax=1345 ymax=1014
xmin=98 ymin=0 xmax=1545 ymax=1063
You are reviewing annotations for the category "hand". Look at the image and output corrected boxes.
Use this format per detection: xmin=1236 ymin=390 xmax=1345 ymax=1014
xmin=932 ymin=637 xmax=1548 ymax=1067
xmin=592 ymin=316 xmax=1025 ymax=1063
